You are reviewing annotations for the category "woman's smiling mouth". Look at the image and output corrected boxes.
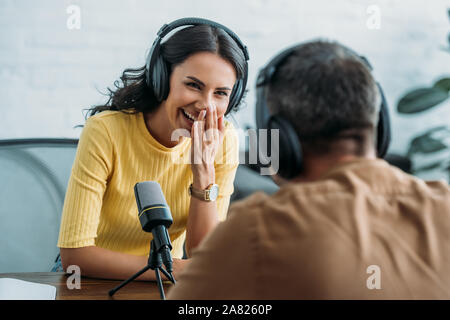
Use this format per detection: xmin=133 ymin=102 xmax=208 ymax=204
xmin=181 ymin=108 xmax=199 ymax=122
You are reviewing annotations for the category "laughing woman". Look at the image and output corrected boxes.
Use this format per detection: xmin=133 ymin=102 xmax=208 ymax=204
xmin=54 ymin=18 xmax=248 ymax=281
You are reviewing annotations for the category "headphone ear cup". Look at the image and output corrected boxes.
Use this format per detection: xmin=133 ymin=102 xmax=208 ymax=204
xmin=376 ymin=83 xmax=391 ymax=158
xmin=267 ymin=115 xmax=303 ymax=180
xmin=226 ymin=80 xmax=243 ymax=115
xmin=226 ymin=61 xmax=248 ymax=115
xmin=151 ymin=55 xmax=170 ymax=101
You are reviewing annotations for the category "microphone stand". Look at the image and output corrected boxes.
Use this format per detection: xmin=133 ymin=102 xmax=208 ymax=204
xmin=108 ymin=239 xmax=176 ymax=299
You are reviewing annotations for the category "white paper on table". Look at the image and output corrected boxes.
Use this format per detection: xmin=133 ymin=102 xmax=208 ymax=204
xmin=0 ymin=278 xmax=56 ymax=300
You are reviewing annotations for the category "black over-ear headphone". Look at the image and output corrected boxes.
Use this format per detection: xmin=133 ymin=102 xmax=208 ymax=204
xmin=255 ymin=44 xmax=391 ymax=179
xmin=145 ymin=17 xmax=250 ymax=115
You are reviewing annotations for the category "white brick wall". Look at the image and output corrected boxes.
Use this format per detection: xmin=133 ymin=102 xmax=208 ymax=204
xmin=1 ymin=0 xmax=449 ymax=179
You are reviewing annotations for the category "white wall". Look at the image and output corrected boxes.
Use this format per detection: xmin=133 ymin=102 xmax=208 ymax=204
xmin=1 ymin=0 xmax=449 ymax=180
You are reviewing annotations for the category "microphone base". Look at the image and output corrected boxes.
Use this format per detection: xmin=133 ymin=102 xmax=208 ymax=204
xmin=108 ymin=239 xmax=175 ymax=299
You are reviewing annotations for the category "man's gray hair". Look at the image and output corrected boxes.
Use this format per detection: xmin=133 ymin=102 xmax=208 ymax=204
xmin=266 ymin=40 xmax=381 ymax=153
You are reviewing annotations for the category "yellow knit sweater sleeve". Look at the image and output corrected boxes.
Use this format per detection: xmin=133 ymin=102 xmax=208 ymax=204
xmin=57 ymin=115 xmax=113 ymax=248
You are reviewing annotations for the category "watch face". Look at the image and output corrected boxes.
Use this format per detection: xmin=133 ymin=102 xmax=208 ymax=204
xmin=208 ymin=184 xmax=219 ymax=201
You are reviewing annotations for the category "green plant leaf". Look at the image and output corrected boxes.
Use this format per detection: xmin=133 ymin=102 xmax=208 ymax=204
xmin=408 ymin=138 xmax=447 ymax=155
xmin=413 ymin=161 xmax=445 ymax=173
xmin=434 ymin=77 xmax=450 ymax=92
xmin=397 ymin=87 xmax=449 ymax=114
xmin=407 ymin=126 xmax=450 ymax=156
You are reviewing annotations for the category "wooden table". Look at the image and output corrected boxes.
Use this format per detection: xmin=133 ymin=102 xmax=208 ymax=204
xmin=0 ymin=272 xmax=172 ymax=300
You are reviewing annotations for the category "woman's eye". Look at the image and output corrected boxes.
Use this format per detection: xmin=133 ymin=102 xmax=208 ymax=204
xmin=187 ymin=82 xmax=201 ymax=90
xmin=215 ymin=91 xmax=228 ymax=97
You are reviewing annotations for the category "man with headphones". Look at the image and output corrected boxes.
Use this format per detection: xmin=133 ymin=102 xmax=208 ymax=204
xmin=168 ymin=40 xmax=450 ymax=299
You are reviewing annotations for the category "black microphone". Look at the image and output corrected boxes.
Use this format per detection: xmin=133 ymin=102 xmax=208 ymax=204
xmin=134 ymin=181 xmax=173 ymax=274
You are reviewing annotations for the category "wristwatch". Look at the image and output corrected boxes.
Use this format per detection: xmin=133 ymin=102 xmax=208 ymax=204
xmin=188 ymin=183 xmax=220 ymax=202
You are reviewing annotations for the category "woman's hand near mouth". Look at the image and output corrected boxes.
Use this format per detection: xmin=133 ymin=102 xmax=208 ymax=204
xmin=190 ymin=103 xmax=225 ymax=190
xmin=186 ymin=103 xmax=225 ymax=257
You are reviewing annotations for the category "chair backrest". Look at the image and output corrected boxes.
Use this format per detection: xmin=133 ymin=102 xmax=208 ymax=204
xmin=0 ymin=139 xmax=78 ymax=272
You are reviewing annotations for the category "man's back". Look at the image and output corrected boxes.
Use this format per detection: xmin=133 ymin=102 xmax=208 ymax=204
xmin=168 ymin=159 xmax=450 ymax=299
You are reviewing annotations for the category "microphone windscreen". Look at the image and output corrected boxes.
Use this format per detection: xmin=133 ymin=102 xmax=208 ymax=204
xmin=134 ymin=181 xmax=168 ymax=213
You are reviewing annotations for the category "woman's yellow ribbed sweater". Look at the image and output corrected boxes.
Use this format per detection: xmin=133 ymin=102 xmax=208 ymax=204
xmin=57 ymin=110 xmax=239 ymax=259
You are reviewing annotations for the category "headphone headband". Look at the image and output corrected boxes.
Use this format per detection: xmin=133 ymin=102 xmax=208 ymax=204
xmin=156 ymin=18 xmax=250 ymax=61
xmin=256 ymin=44 xmax=304 ymax=87
xmin=257 ymin=43 xmax=373 ymax=88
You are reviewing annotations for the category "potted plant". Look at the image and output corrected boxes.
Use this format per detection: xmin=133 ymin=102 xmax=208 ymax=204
xmin=396 ymin=9 xmax=450 ymax=181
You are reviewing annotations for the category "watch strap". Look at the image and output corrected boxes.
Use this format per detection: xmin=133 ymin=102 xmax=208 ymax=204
xmin=189 ymin=183 xmax=217 ymax=201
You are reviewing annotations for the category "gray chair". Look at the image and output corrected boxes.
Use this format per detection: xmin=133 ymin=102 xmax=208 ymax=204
xmin=0 ymin=138 xmax=278 ymax=271
xmin=0 ymin=139 xmax=77 ymax=272
xmin=231 ymin=149 xmax=280 ymax=203
xmin=231 ymin=164 xmax=279 ymax=202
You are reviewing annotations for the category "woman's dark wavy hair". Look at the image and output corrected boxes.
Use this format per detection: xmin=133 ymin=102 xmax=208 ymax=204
xmin=86 ymin=25 xmax=247 ymax=119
